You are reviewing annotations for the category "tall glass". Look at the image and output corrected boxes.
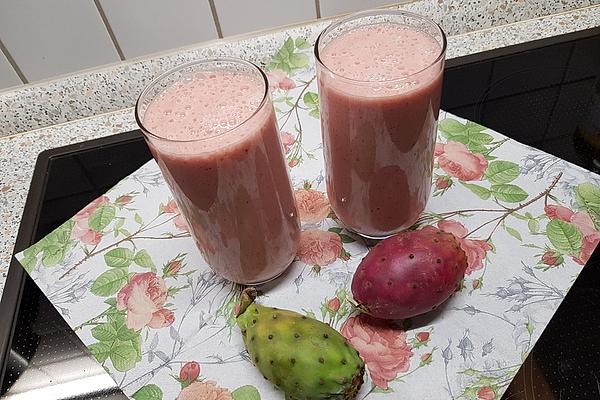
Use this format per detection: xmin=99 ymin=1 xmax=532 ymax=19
xmin=136 ymin=59 xmax=300 ymax=284
xmin=315 ymin=10 xmax=446 ymax=239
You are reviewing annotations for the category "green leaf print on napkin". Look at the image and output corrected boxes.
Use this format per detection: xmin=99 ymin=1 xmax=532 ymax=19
xmin=91 ymin=268 xmax=129 ymax=296
xmin=134 ymin=249 xmax=156 ymax=271
xmin=490 ymin=184 xmax=528 ymax=203
xmin=21 ymin=219 xmax=76 ymax=271
xmin=546 ymin=219 xmax=583 ymax=254
xmin=110 ymin=343 xmax=138 ymax=372
xmin=232 ymin=385 xmax=261 ymax=400
xmin=88 ymin=342 xmax=112 ymax=363
xmin=88 ymin=314 xmax=141 ymax=372
xmin=303 ymin=91 xmax=320 ymax=119
xmin=438 ymin=118 xmax=467 ymax=136
xmin=132 ymin=384 xmax=163 ymax=400
xmin=89 ymin=203 xmax=116 ymax=232
xmin=104 ymin=247 xmax=134 ymax=268
xmin=267 ymin=37 xmax=310 ymax=73
xmin=484 ymin=161 xmax=520 ymax=184
xmin=575 ymin=182 xmax=600 ymax=229
xmin=504 ymin=226 xmax=523 ymax=241
xmin=294 ymin=37 xmax=312 ymax=50
xmin=461 ymin=182 xmax=491 ymax=200
xmin=438 ymin=119 xmax=493 ymax=154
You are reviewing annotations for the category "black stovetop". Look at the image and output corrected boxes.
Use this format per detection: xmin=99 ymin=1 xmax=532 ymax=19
xmin=1 ymin=27 xmax=599 ymax=400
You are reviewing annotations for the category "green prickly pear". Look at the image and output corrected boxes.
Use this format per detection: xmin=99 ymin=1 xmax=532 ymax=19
xmin=235 ymin=288 xmax=365 ymax=400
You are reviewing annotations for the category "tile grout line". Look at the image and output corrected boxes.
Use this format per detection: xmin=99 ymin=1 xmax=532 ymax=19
xmin=208 ymin=0 xmax=224 ymax=39
xmin=93 ymin=0 xmax=126 ymax=61
xmin=315 ymin=0 xmax=322 ymax=19
xmin=0 ymin=38 xmax=27 ymax=84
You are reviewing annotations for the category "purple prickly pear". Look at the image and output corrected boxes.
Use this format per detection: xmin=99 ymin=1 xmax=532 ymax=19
xmin=352 ymin=227 xmax=467 ymax=319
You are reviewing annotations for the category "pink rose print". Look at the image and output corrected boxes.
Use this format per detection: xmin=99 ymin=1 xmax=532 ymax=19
xmin=116 ymin=194 xmax=133 ymax=206
xmin=437 ymin=220 xmax=492 ymax=275
xmin=327 ymin=297 xmax=341 ymax=312
xmin=267 ymin=69 xmax=295 ymax=91
xmin=73 ymin=229 xmax=103 ymax=247
xmin=177 ymin=381 xmax=232 ymax=400
xmin=294 ymin=189 xmax=331 ymax=224
xmin=435 ymin=176 xmax=452 ymax=190
xmin=163 ymin=199 xmax=189 ymax=232
xmin=341 ymin=314 xmax=413 ymax=389
xmin=541 ymin=250 xmax=563 ymax=266
xmin=288 ymin=158 xmax=299 ymax=168
xmin=163 ymin=199 xmax=179 ymax=214
xmin=174 ymin=214 xmax=189 ymax=232
xmin=165 ymin=260 xmax=183 ymax=276
xmin=420 ymin=352 xmax=432 ymax=364
xmin=436 ymin=141 xmax=488 ymax=181
xmin=281 ymin=132 xmax=296 ymax=154
xmin=148 ymin=308 xmax=175 ymax=329
xmin=545 ymin=205 xmax=600 ymax=265
xmin=297 ymin=229 xmax=342 ymax=266
xmin=572 ymin=212 xmax=600 ymax=265
xmin=180 ymin=361 xmax=201 ymax=385
xmin=116 ymin=272 xmax=174 ymax=331
xmin=544 ymin=205 xmax=574 ymax=221
xmin=71 ymin=195 xmax=110 ymax=246
xmin=415 ymin=332 xmax=430 ymax=343
xmin=477 ymin=386 xmax=496 ymax=399
xmin=434 ymin=143 xmax=445 ymax=156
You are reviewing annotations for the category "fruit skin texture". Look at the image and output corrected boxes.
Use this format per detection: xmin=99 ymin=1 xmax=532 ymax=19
xmin=351 ymin=226 xmax=468 ymax=320
xmin=236 ymin=288 xmax=365 ymax=400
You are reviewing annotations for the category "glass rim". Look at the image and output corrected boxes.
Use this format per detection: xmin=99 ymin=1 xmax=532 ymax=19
xmin=135 ymin=58 xmax=269 ymax=144
xmin=314 ymin=9 xmax=447 ymax=84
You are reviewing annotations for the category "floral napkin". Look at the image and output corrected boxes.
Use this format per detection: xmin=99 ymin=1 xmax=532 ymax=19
xmin=16 ymin=35 xmax=600 ymax=400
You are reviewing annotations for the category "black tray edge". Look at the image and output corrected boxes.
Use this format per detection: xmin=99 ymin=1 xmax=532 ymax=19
xmin=0 ymin=130 xmax=143 ymax=385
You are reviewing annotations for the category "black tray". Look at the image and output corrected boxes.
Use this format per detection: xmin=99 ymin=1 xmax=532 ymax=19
xmin=2 ymin=27 xmax=600 ymax=399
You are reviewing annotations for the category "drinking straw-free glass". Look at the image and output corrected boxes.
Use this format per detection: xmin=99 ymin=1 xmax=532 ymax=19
xmin=136 ymin=59 xmax=300 ymax=284
xmin=315 ymin=10 xmax=446 ymax=238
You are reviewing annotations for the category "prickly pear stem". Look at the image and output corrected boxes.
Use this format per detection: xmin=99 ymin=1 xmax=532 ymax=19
xmin=236 ymin=287 xmax=257 ymax=317
xmin=347 ymin=296 xmax=370 ymax=314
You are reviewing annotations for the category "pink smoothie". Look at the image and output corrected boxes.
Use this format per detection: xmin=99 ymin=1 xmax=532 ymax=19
xmin=142 ymin=69 xmax=300 ymax=284
xmin=318 ymin=23 xmax=444 ymax=237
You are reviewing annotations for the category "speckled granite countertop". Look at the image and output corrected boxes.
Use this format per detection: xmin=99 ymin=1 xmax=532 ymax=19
xmin=1 ymin=4 xmax=599 ymax=296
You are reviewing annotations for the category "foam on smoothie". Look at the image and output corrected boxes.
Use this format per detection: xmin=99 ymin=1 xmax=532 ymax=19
xmin=143 ymin=70 xmax=264 ymax=143
xmin=320 ymin=23 xmax=441 ymax=95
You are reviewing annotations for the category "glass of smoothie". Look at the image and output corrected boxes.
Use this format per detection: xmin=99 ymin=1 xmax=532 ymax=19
xmin=136 ymin=59 xmax=300 ymax=284
xmin=315 ymin=10 xmax=446 ymax=239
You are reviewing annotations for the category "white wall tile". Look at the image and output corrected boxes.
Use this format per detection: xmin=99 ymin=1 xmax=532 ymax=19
xmin=99 ymin=0 xmax=218 ymax=59
xmin=0 ymin=50 xmax=21 ymax=90
xmin=215 ymin=0 xmax=317 ymax=37
xmin=320 ymin=0 xmax=397 ymax=17
xmin=0 ymin=0 xmax=120 ymax=82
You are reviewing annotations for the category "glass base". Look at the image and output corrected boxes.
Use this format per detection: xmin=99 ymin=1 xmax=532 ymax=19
xmin=242 ymin=267 xmax=288 ymax=286
xmin=230 ymin=252 xmax=297 ymax=286
xmin=346 ymin=226 xmax=407 ymax=241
